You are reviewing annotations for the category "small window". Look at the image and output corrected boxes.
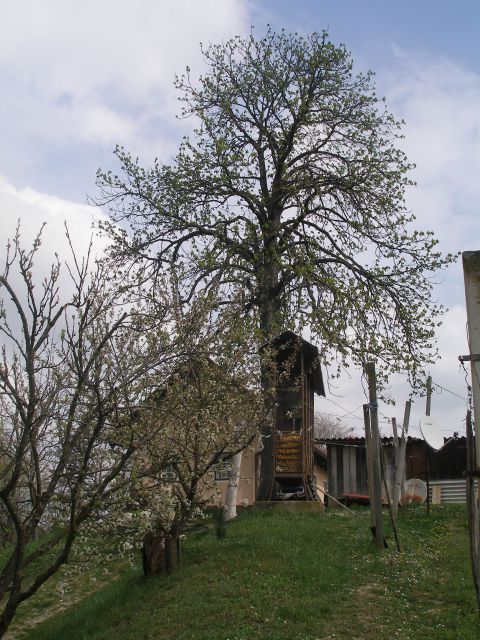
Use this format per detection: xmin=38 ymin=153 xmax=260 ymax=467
xmin=215 ymin=462 xmax=231 ymax=481
xmin=160 ymin=465 xmax=178 ymax=482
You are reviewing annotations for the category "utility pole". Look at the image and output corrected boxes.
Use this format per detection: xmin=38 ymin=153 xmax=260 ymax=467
xmin=462 ymin=251 xmax=480 ymax=612
xmin=463 ymin=252 xmax=480 ymax=464
xmin=365 ymin=362 xmax=384 ymax=550
xmin=466 ymin=410 xmax=479 ymax=608
xmin=425 ymin=375 xmax=432 ymax=417
xmin=425 ymin=375 xmax=432 ymax=516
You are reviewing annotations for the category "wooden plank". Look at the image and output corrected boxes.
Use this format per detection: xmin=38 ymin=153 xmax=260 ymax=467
xmin=357 ymin=446 xmax=368 ymax=495
xmin=349 ymin=446 xmax=357 ymax=494
xmin=432 ymin=485 xmax=442 ymax=504
xmin=337 ymin=444 xmax=344 ymax=495
xmin=330 ymin=446 xmax=338 ymax=498
xmin=343 ymin=446 xmax=350 ymax=494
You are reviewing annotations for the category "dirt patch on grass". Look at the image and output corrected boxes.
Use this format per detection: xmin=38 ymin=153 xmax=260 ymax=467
xmin=349 ymin=582 xmax=387 ymax=637
xmin=5 ymin=592 xmax=82 ymax=640
xmin=4 ymin=574 xmax=118 ymax=639
xmin=316 ymin=581 xmax=387 ymax=640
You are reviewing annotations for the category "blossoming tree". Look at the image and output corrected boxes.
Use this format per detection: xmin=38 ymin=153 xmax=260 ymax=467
xmin=0 ymin=227 xmax=172 ymax=636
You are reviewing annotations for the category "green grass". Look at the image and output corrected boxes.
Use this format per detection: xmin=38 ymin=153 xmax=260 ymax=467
xmin=12 ymin=505 xmax=480 ymax=640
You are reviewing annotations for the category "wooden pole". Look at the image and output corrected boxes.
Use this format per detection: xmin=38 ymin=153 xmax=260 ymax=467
xmin=426 ymin=375 xmax=432 ymax=417
xmin=365 ymin=363 xmax=385 ymax=550
xmin=391 ymin=416 xmax=400 ymax=511
xmin=425 ymin=375 xmax=432 ymax=516
xmin=391 ymin=401 xmax=412 ymax=521
xmin=425 ymin=444 xmax=431 ymax=516
xmin=466 ymin=410 xmax=480 ymax=609
xmin=363 ymin=404 xmax=376 ymax=533
xmin=392 ymin=417 xmax=399 ymax=447
xmin=463 ymin=250 xmax=480 ymax=614
xmin=392 ymin=417 xmax=399 ymax=505
xmin=323 ymin=490 xmax=354 ymax=513
xmin=380 ymin=448 xmax=400 ymax=552
xmin=463 ymin=251 xmax=480 ymax=469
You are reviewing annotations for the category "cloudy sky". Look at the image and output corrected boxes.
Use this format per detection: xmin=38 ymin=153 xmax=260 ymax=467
xmin=1 ymin=0 xmax=479 ymax=438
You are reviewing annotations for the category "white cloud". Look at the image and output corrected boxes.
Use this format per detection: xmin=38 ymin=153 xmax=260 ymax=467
xmin=0 ymin=175 xmax=113 ymax=358
xmin=379 ymin=50 xmax=480 ymax=258
xmin=0 ymin=0 xmax=251 ymax=181
xmin=0 ymin=174 xmax=108 ymax=275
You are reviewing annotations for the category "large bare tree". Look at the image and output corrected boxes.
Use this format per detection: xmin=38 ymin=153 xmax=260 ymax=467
xmin=95 ymin=29 xmax=455 ymax=500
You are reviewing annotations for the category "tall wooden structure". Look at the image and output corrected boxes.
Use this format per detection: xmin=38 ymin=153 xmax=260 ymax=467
xmin=269 ymin=331 xmax=325 ymax=500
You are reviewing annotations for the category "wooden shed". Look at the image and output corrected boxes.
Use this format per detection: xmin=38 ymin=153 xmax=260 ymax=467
xmin=322 ymin=435 xmax=469 ymax=505
xmin=322 ymin=436 xmax=426 ymax=504
xmin=267 ymin=331 xmax=325 ymax=500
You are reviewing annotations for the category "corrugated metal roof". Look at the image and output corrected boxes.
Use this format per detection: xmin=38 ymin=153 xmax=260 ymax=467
xmin=315 ymin=435 xmax=425 ymax=445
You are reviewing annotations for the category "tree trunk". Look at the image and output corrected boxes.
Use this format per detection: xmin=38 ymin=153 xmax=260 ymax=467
xmin=224 ymin=451 xmax=242 ymax=521
xmin=257 ymin=272 xmax=280 ymax=502
xmin=142 ymin=529 xmax=181 ymax=577
xmin=0 ymin=596 xmax=20 ymax=639
xmin=0 ymin=545 xmax=23 ymax=637
xmin=257 ymin=359 xmax=276 ymax=501
xmin=142 ymin=531 xmax=166 ymax=577
xmin=164 ymin=532 xmax=180 ymax=574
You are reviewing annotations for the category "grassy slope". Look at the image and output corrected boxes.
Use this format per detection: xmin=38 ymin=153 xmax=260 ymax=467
xmin=17 ymin=506 xmax=480 ymax=640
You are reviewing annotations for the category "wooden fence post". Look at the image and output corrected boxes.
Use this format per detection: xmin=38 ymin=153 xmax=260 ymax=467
xmin=364 ymin=405 xmax=376 ymax=533
xmin=392 ymin=417 xmax=398 ymax=447
xmin=391 ymin=401 xmax=412 ymax=521
xmin=365 ymin=362 xmax=385 ymax=550
xmin=392 ymin=417 xmax=399 ymax=502
xmin=425 ymin=375 xmax=432 ymax=516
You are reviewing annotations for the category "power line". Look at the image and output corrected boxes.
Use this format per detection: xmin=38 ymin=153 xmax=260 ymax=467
xmin=320 ymin=379 xmax=467 ymax=433
xmin=431 ymin=380 xmax=468 ymax=402
xmin=321 ymin=397 xmax=364 ymax=420
xmin=320 ymin=411 xmax=359 ymax=422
